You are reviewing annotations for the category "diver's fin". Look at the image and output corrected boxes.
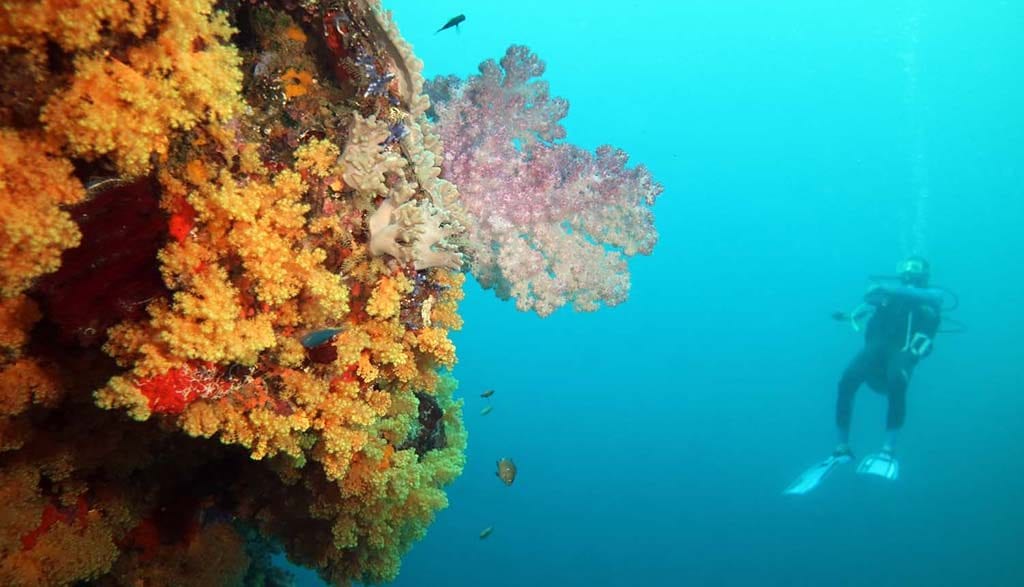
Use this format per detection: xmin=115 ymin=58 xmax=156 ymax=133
xmin=783 ymin=453 xmax=851 ymax=495
xmin=857 ymin=451 xmax=899 ymax=480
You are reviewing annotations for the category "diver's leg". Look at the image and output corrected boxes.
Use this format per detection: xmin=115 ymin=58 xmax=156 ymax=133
xmin=853 ymin=352 xmax=913 ymax=480
xmin=883 ymin=352 xmax=915 ymax=451
xmin=836 ymin=350 xmax=871 ymax=447
xmin=884 ymin=429 xmax=899 ymax=452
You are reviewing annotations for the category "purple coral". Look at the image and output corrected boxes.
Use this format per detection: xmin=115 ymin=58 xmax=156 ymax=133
xmin=379 ymin=121 xmax=408 ymax=147
xmin=355 ymin=52 xmax=395 ymax=97
xmin=428 ymin=45 xmax=663 ymax=316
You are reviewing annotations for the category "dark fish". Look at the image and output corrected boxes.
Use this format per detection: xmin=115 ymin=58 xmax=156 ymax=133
xmin=480 ymin=389 xmax=494 ymax=398
xmin=496 ymin=458 xmax=517 ymax=486
xmin=479 ymin=526 xmax=493 ymax=540
xmin=435 ymin=14 xmax=465 ymax=34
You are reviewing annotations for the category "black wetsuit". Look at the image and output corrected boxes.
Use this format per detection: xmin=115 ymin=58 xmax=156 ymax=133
xmin=836 ymin=287 xmax=941 ymax=435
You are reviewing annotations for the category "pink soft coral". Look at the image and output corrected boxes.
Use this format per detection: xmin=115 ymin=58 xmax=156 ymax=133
xmin=428 ymin=45 xmax=663 ymax=316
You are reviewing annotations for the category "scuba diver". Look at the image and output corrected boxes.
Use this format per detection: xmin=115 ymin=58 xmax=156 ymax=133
xmin=785 ymin=256 xmax=947 ymax=495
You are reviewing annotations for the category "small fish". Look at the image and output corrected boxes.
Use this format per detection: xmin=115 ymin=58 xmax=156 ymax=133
xmin=480 ymin=406 xmax=493 ymax=416
xmin=300 ymin=328 xmax=344 ymax=349
xmin=480 ymin=389 xmax=494 ymax=398
xmin=496 ymin=458 xmax=517 ymax=486
xmin=479 ymin=526 xmax=493 ymax=540
xmin=435 ymin=14 xmax=465 ymax=34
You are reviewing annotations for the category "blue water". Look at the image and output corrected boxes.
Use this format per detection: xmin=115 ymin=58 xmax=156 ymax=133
xmin=300 ymin=1 xmax=1024 ymax=584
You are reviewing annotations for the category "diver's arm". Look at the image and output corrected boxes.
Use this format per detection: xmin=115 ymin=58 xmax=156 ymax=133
xmin=832 ymin=283 xmax=883 ymax=327
xmin=849 ymin=303 xmax=874 ymax=331
xmin=831 ymin=304 xmax=873 ymax=331
xmin=863 ymin=283 xmax=889 ymax=306
xmin=833 ymin=285 xmax=883 ymax=319
xmin=867 ymin=284 xmax=944 ymax=309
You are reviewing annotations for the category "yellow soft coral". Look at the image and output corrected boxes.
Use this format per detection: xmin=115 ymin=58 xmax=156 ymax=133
xmin=0 ymin=514 xmax=119 ymax=585
xmin=294 ymin=138 xmax=342 ymax=178
xmin=428 ymin=271 xmax=466 ymax=330
xmin=38 ymin=0 xmax=242 ymax=176
xmin=414 ymin=327 xmax=456 ymax=369
xmin=94 ymin=374 xmax=154 ymax=421
xmin=42 ymin=56 xmax=175 ymax=175
xmin=366 ymin=275 xmax=410 ymax=319
xmin=110 ymin=522 xmax=249 ymax=587
xmin=227 ymin=174 xmax=326 ymax=304
xmin=305 ymin=376 xmax=467 ymax=585
xmin=0 ymin=0 xmax=163 ymax=53
xmin=184 ymin=168 xmax=349 ymax=316
xmin=0 ymin=131 xmax=85 ymax=298
xmin=0 ymin=358 xmax=63 ymax=418
xmin=0 ymin=358 xmax=63 ymax=451
xmin=151 ymin=268 xmax=277 ymax=365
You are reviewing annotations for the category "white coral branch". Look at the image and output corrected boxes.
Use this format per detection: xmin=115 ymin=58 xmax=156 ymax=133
xmin=368 ymin=197 xmax=412 ymax=263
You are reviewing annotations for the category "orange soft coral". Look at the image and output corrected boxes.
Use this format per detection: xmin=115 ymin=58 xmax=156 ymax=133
xmin=0 ymin=0 xmax=164 ymax=54
xmin=0 ymin=131 xmax=85 ymax=298
xmin=38 ymin=0 xmax=242 ymax=176
xmin=0 ymin=295 xmax=40 ymax=352
xmin=280 ymin=68 xmax=315 ymax=99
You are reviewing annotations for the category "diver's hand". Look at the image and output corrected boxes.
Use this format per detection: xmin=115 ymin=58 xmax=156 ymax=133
xmin=863 ymin=283 xmax=888 ymax=304
xmin=831 ymin=311 xmax=848 ymax=321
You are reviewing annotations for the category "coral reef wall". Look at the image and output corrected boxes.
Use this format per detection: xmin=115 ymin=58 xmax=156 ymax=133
xmin=0 ymin=0 xmax=467 ymax=584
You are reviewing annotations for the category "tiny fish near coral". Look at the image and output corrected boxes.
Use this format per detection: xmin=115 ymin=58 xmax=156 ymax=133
xmin=480 ymin=389 xmax=494 ymax=398
xmin=300 ymin=328 xmax=345 ymax=348
xmin=480 ymin=405 xmax=492 ymax=416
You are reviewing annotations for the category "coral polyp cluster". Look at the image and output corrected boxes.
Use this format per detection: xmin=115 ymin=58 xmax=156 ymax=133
xmin=1 ymin=0 xmax=468 ymax=584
